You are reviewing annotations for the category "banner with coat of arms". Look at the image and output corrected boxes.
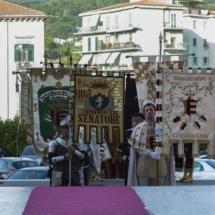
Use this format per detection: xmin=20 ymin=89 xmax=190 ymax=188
xmin=73 ymin=70 xmax=125 ymax=144
xmin=162 ymin=72 xmax=215 ymax=158
xmin=28 ymin=68 xmax=72 ymax=154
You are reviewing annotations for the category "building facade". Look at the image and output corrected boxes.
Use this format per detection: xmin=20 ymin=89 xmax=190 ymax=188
xmin=73 ymin=0 xmax=185 ymax=70
xmin=183 ymin=8 xmax=215 ymax=67
xmin=0 ymin=1 xmax=47 ymax=119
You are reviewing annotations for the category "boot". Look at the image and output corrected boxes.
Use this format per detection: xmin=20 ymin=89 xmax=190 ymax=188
xmin=178 ymin=160 xmax=188 ymax=182
xmin=183 ymin=158 xmax=194 ymax=183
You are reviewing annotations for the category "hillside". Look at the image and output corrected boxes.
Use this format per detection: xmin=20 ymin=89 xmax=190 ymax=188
xmin=5 ymin=0 xmax=129 ymax=39
xmin=5 ymin=0 xmax=215 ymax=39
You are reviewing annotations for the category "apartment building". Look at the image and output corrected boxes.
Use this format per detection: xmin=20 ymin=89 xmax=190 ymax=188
xmin=73 ymin=0 xmax=185 ymax=70
xmin=182 ymin=6 xmax=215 ymax=67
xmin=0 ymin=1 xmax=47 ymax=119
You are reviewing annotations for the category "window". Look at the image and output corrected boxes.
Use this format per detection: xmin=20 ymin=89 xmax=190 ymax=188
xmin=95 ymin=37 xmax=98 ymax=51
xmin=194 ymin=162 xmax=204 ymax=171
xmin=193 ymin=38 xmax=197 ymax=47
xmin=87 ymin=19 xmax=91 ymax=27
xmin=88 ymin=38 xmax=91 ymax=51
xmin=115 ymin=15 xmax=118 ymax=29
xmin=106 ymin=17 xmax=110 ymax=30
xmin=115 ymin=34 xmax=119 ymax=42
xmin=14 ymin=44 xmax=34 ymax=62
xmin=171 ymin=14 xmax=176 ymax=28
xmin=193 ymin=20 xmax=196 ymax=29
xmin=129 ymin=33 xmax=132 ymax=42
xmin=129 ymin=13 xmax=132 ymax=27
xmin=206 ymin=160 xmax=215 ymax=169
xmin=204 ymin=21 xmax=207 ymax=29
xmin=203 ymin=57 xmax=208 ymax=66
xmin=203 ymin=39 xmax=208 ymax=48
xmin=192 ymin=57 xmax=198 ymax=66
xmin=0 ymin=160 xmax=6 ymax=168
xmin=105 ymin=36 xmax=110 ymax=44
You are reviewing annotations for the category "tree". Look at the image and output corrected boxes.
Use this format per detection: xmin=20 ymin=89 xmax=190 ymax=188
xmin=0 ymin=115 xmax=29 ymax=157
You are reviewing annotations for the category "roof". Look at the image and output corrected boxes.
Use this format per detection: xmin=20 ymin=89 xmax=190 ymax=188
xmin=0 ymin=0 xmax=47 ymax=18
xmin=81 ymin=0 xmax=182 ymax=14
xmin=209 ymin=11 xmax=215 ymax=15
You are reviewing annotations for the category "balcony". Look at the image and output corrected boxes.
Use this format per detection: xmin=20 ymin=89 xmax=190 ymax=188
xmin=74 ymin=42 xmax=140 ymax=54
xmin=164 ymin=42 xmax=186 ymax=50
xmin=99 ymin=42 xmax=140 ymax=51
xmin=16 ymin=62 xmax=31 ymax=71
xmin=164 ymin=23 xmax=183 ymax=30
xmin=72 ymin=21 xmax=140 ymax=35
xmin=183 ymin=9 xmax=208 ymax=15
xmin=72 ymin=26 xmax=106 ymax=35
xmin=106 ymin=22 xmax=140 ymax=33
xmin=87 ymin=64 xmax=134 ymax=71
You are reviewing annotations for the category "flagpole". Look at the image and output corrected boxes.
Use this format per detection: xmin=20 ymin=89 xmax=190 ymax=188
xmin=155 ymin=33 xmax=163 ymax=186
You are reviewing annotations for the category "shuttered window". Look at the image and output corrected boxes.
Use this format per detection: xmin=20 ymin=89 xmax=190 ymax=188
xmin=88 ymin=38 xmax=91 ymax=51
xmin=95 ymin=37 xmax=98 ymax=51
xmin=14 ymin=44 xmax=34 ymax=62
xmin=193 ymin=38 xmax=197 ymax=47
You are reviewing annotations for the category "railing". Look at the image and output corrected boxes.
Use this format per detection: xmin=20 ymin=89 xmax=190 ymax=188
xmin=87 ymin=64 xmax=134 ymax=70
xmin=98 ymin=42 xmax=139 ymax=51
xmin=106 ymin=21 xmax=140 ymax=31
xmin=72 ymin=21 xmax=140 ymax=34
xmin=164 ymin=23 xmax=183 ymax=28
xmin=183 ymin=9 xmax=203 ymax=15
xmin=16 ymin=62 xmax=31 ymax=70
xmin=164 ymin=42 xmax=186 ymax=49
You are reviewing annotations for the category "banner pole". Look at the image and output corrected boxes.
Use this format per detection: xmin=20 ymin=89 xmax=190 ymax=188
xmin=68 ymin=54 xmax=73 ymax=186
xmin=155 ymin=32 xmax=163 ymax=186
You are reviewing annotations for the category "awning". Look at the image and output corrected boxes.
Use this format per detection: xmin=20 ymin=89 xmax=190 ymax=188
xmin=78 ymin=54 xmax=93 ymax=65
xmin=97 ymin=53 xmax=111 ymax=64
xmin=106 ymin=52 xmax=120 ymax=64
xmin=89 ymin=14 xmax=100 ymax=27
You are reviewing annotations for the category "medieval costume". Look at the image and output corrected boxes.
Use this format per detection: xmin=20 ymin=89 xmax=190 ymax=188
xmin=127 ymin=121 xmax=175 ymax=186
xmin=118 ymin=112 xmax=145 ymax=185
xmin=48 ymin=118 xmax=86 ymax=186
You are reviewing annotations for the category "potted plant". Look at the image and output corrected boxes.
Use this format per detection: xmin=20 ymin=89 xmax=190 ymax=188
xmin=101 ymin=43 xmax=107 ymax=50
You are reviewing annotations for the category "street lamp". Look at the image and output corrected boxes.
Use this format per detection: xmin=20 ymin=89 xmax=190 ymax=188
xmin=159 ymin=32 xmax=163 ymax=63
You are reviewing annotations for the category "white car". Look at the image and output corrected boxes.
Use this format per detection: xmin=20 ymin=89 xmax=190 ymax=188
xmin=175 ymin=158 xmax=215 ymax=181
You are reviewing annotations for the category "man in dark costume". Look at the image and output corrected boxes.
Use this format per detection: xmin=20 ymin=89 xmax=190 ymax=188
xmin=48 ymin=117 xmax=86 ymax=186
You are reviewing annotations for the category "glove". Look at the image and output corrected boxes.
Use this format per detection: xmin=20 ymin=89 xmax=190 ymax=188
xmin=150 ymin=151 xmax=160 ymax=160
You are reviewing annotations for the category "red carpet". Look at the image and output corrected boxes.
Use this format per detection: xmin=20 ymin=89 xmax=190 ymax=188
xmin=23 ymin=186 xmax=148 ymax=215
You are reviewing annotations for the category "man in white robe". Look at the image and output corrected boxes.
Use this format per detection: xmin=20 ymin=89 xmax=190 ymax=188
xmin=127 ymin=102 xmax=175 ymax=186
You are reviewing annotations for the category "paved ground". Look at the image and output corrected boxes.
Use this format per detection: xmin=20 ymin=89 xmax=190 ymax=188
xmin=0 ymin=179 xmax=215 ymax=186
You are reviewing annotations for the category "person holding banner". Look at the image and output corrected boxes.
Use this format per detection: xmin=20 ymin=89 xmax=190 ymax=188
xmin=127 ymin=102 xmax=175 ymax=186
xmin=48 ymin=117 xmax=86 ymax=186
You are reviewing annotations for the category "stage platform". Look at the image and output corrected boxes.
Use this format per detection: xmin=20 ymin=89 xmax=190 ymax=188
xmin=1 ymin=185 xmax=215 ymax=215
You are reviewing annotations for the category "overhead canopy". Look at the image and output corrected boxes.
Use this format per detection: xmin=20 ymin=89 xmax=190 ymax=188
xmin=106 ymin=52 xmax=120 ymax=64
xmin=78 ymin=54 xmax=93 ymax=65
xmin=89 ymin=14 xmax=100 ymax=27
xmin=97 ymin=53 xmax=111 ymax=64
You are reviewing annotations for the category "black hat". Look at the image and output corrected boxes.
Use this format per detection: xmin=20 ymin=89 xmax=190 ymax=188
xmin=129 ymin=112 xmax=145 ymax=123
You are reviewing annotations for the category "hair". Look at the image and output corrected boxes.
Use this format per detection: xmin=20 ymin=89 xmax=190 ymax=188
xmin=142 ymin=102 xmax=156 ymax=113
xmin=131 ymin=116 xmax=144 ymax=123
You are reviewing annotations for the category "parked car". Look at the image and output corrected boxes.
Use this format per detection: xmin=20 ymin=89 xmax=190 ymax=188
xmin=199 ymin=150 xmax=208 ymax=159
xmin=0 ymin=146 xmax=10 ymax=157
xmin=20 ymin=145 xmax=39 ymax=160
xmin=6 ymin=166 xmax=49 ymax=180
xmin=20 ymin=145 xmax=41 ymax=164
xmin=175 ymin=158 xmax=215 ymax=181
xmin=0 ymin=157 xmax=39 ymax=179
